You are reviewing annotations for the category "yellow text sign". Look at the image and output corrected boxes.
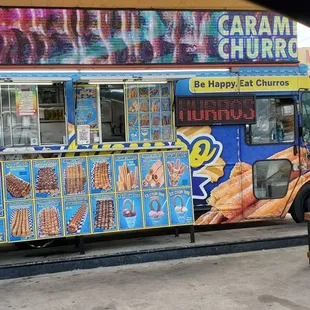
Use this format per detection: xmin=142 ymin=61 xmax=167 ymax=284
xmin=190 ymin=76 xmax=310 ymax=93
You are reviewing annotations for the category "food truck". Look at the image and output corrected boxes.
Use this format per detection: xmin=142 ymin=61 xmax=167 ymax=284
xmin=175 ymin=64 xmax=310 ymax=225
xmin=0 ymin=7 xmax=304 ymax=246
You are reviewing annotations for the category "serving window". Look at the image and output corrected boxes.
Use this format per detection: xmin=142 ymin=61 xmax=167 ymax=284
xmin=0 ymin=83 xmax=67 ymax=148
xmin=246 ymin=97 xmax=295 ymax=145
xmin=75 ymin=82 xmax=174 ymax=145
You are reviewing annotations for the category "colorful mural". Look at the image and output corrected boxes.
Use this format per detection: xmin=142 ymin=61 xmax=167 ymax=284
xmin=0 ymin=8 xmax=297 ymax=65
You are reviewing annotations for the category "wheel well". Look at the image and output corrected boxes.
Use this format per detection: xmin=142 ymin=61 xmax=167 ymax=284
xmin=291 ymin=181 xmax=310 ymax=212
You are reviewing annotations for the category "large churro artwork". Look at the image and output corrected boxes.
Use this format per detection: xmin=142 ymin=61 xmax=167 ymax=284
xmin=177 ymin=125 xmax=310 ymax=225
xmin=196 ymin=147 xmax=309 ymax=225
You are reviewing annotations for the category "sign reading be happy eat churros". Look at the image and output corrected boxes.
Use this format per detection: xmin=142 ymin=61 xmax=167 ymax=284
xmin=0 ymin=150 xmax=194 ymax=243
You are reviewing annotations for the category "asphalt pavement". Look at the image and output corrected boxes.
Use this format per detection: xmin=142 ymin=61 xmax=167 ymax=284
xmin=0 ymin=246 xmax=309 ymax=310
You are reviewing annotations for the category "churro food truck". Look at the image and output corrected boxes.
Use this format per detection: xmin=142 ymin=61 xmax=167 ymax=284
xmin=174 ymin=64 xmax=310 ymax=226
xmin=1 ymin=64 xmax=310 ymax=245
xmin=0 ymin=8 xmax=308 ymax=247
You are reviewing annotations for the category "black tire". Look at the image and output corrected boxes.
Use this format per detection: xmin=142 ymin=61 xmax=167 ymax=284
xmin=290 ymin=182 xmax=310 ymax=223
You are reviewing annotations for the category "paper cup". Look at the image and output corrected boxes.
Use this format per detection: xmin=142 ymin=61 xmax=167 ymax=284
xmin=125 ymin=216 xmax=136 ymax=229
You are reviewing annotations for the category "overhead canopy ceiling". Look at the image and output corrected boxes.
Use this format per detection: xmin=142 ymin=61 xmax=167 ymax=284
xmin=0 ymin=0 xmax=264 ymax=9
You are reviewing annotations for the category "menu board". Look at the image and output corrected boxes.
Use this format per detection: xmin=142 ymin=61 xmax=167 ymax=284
xmin=114 ymin=154 xmax=140 ymax=192
xmin=165 ymin=152 xmax=191 ymax=187
xmin=127 ymin=83 xmax=173 ymax=142
xmin=91 ymin=194 xmax=117 ymax=233
xmin=33 ymin=159 xmax=61 ymax=199
xmin=88 ymin=155 xmax=114 ymax=194
xmin=75 ymin=85 xmax=100 ymax=144
xmin=61 ymin=157 xmax=88 ymax=196
xmin=64 ymin=196 xmax=91 ymax=235
xmin=36 ymin=198 xmax=64 ymax=239
xmin=140 ymin=153 xmax=165 ymax=189
xmin=15 ymin=85 xmax=38 ymax=117
xmin=117 ymin=191 xmax=143 ymax=230
xmin=0 ymin=150 xmax=193 ymax=243
xmin=7 ymin=200 xmax=35 ymax=242
xmin=143 ymin=190 xmax=168 ymax=228
xmin=168 ymin=188 xmax=193 ymax=225
xmin=3 ymin=161 xmax=32 ymax=201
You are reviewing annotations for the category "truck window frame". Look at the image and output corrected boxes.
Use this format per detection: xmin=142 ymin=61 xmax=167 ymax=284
xmin=245 ymin=96 xmax=296 ymax=146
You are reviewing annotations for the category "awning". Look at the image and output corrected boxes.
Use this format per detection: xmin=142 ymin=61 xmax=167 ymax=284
xmin=78 ymin=73 xmax=197 ymax=84
xmin=0 ymin=77 xmax=72 ymax=85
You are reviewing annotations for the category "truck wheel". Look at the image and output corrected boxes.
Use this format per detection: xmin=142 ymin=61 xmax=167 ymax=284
xmin=290 ymin=182 xmax=310 ymax=223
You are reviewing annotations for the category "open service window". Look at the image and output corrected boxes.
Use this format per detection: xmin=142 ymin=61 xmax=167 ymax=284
xmin=0 ymin=82 xmax=67 ymax=147
xmin=246 ymin=97 xmax=295 ymax=145
xmin=75 ymin=82 xmax=174 ymax=145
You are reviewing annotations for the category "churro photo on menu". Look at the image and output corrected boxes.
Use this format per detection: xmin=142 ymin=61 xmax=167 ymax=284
xmin=88 ymin=156 xmax=114 ymax=194
xmin=140 ymin=153 xmax=165 ymax=189
xmin=61 ymin=158 xmax=88 ymax=196
xmin=164 ymin=151 xmax=191 ymax=187
xmin=114 ymin=154 xmax=140 ymax=192
xmin=4 ymin=161 xmax=32 ymax=200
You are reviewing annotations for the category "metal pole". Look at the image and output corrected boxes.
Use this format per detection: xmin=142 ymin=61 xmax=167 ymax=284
xmin=190 ymin=225 xmax=195 ymax=243
xmin=308 ymin=221 xmax=310 ymax=265
xmin=79 ymin=236 xmax=85 ymax=255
